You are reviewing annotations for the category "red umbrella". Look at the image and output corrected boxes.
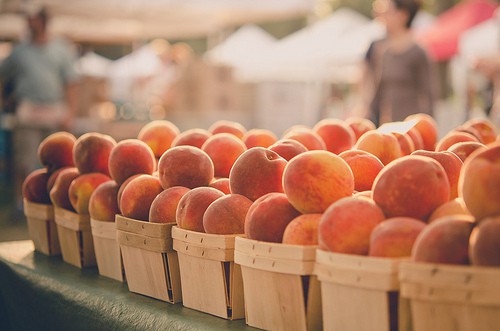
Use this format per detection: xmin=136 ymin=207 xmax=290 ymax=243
xmin=417 ymin=0 xmax=498 ymax=61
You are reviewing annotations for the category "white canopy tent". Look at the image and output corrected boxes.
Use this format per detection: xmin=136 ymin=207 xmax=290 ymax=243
xmin=75 ymin=51 xmax=113 ymax=78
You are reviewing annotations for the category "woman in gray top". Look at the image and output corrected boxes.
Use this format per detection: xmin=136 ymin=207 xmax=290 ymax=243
xmin=363 ymin=0 xmax=437 ymax=127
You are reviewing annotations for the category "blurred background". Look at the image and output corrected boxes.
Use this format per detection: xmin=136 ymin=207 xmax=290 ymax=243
xmin=0 ymin=0 xmax=499 ymax=241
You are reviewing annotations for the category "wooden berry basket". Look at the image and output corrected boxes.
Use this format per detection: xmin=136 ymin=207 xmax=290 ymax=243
xmin=314 ymin=250 xmax=410 ymax=331
xmin=171 ymin=226 xmax=244 ymax=320
xmin=116 ymin=215 xmax=181 ymax=303
xmin=90 ymin=218 xmax=124 ymax=282
xmin=54 ymin=207 xmax=96 ymax=268
xmin=234 ymin=237 xmax=322 ymax=331
xmin=23 ymin=199 xmax=60 ymax=256
xmin=400 ymin=261 xmax=500 ymax=331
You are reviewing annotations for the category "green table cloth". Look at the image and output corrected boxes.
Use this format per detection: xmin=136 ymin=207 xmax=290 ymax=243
xmin=0 ymin=240 xmax=253 ymax=330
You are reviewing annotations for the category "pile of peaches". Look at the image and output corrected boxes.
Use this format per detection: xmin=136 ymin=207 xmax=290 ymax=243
xmin=23 ymin=113 xmax=500 ymax=267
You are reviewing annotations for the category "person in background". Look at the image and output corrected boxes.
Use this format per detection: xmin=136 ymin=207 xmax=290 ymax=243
xmin=0 ymin=6 xmax=79 ymax=210
xmin=361 ymin=0 xmax=437 ymax=127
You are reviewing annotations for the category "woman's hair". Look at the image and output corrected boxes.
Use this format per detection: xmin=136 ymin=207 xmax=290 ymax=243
xmin=392 ymin=0 xmax=421 ymax=28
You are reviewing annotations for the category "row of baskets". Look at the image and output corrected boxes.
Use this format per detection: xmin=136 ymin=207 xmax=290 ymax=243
xmin=24 ymin=198 xmax=500 ymax=331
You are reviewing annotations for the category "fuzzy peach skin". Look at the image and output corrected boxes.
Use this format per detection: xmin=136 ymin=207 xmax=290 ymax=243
xmin=282 ymin=127 xmax=326 ymax=150
xmin=469 ymin=216 xmax=500 ymax=267
xmin=73 ymin=132 xmax=116 ymax=176
xmin=138 ymin=120 xmax=180 ymax=158
xmin=172 ymin=128 xmax=212 ymax=149
xmin=201 ymin=133 xmax=247 ymax=178
xmin=176 ymin=187 xmax=225 ymax=232
xmin=49 ymin=167 xmax=80 ymax=211
xmin=203 ymin=194 xmax=253 ymax=234
xmin=119 ymin=174 xmax=163 ymax=221
xmin=428 ymin=198 xmax=470 ymax=223
xmin=405 ymin=113 xmax=438 ymax=151
xmin=38 ymin=131 xmax=76 ymax=173
xmin=282 ymin=213 xmax=321 ymax=245
xmin=22 ymin=168 xmax=51 ymax=204
xmin=268 ymin=139 xmax=308 ymax=161
xmin=313 ymin=118 xmax=356 ymax=154
xmin=89 ymin=181 xmax=120 ymax=222
xmin=354 ymin=131 xmax=402 ymax=165
xmin=209 ymin=178 xmax=231 ymax=194
xmin=345 ymin=117 xmax=376 ymax=141
xmin=242 ymin=129 xmax=278 ymax=148
xmin=68 ymin=173 xmax=112 ymax=214
xmin=108 ymin=139 xmax=156 ymax=185
xmin=149 ymin=186 xmax=190 ymax=224
xmin=339 ymin=149 xmax=384 ymax=192
xmin=208 ymin=120 xmax=247 ymax=140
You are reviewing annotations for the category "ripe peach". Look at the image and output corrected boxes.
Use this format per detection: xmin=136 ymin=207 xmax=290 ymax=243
xmin=469 ymin=216 xmax=500 ymax=266
xmin=117 ymin=174 xmax=141 ymax=211
xmin=108 ymin=139 xmax=156 ymax=185
xmin=176 ymin=187 xmax=225 ymax=232
xmin=158 ymin=145 xmax=214 ymax=189
xmin=435 ymin=131 xmax=479 ymax=152
xmin=459 ymin=142 xmax=500 ymax=221
xmin=282 ymin=214 xmax=321 ymax=245
xmin=242 ymin=129 xmax=278 ymax=148
xmin=68 ymin=173 xmax=111 ymax=214
xmin=392 ymin=132 xmax=415 ymax=156
xmin=463 ymin=118 xmax=497 ymax=144
xmin=372 ymin=155 xmax=450 ymax=221
xmin=208 ymin=120 xmax=246 ymax=140
xmin=149 ymin=186 xmax=190 ymax=224
xmin=454 ymin=126 xmax=483 ymax=142
xmin=447 ymin=141 xmax=486 ymax=162
xmin=268 ymin=139 xmax=308 ymax=161
xmin=209 ymin=178 xmax=230 ymax=194
xmin=38 ymin=131 xmax=76 ymax=173
xmin=73 ymin=132 xmax=116 ymax=176
xmin=283 ymin=150 xmax=354 ymax=214
xmin=201 ymin=133 xmax=247 ymax=178
xmin=89 ymin=181 xmax=120 ymax=222
xmin=172 ymin=128 xmax=212 ymax=148
xmin=405 ymin=113 xmax=438 ymax=151
xmin=354 ymin=131 xmax=402 ymax=165
xmin=411 ymin=215 xmax=475 ymax=265
xmin=282 ymin=127 xmax=326 ymax=150
xmin=138 ymin=120 xmax=180 ymax=158
xmin=229 ymin=147 xmax=287 ymax=201
xmin=318 ymin=197 xmax=385 ymax=255
xmin=47 ymin=166 xmax=72 ymax=194
xmin=339 ymin=149 xmax=384 ymax=192
xmin=22 ymin=168 xmax=51 ymax=204
xmin=119 ymin=174 xmax=163 ymax=221
xmin=244 ymin=192 xmax=301 ymax=243
xmin=49 ymin=167 xmax=79 ymax=211
xmin=411 ymin=150 xmax=463 ymax=199
xmin=406 ymin=127 xmax=425 ymax=151
xmin=369 ymin=217 xmax=426 ymax=258
xmin=428 ymin=198 xmax=470 ymax=223
xmin=345 ymin=117 xmax=376 ymax=141
xmin=203 ymin=194 xmax=253 ymax=234
xmin=313 ymin=118 xmax=356 ymax=154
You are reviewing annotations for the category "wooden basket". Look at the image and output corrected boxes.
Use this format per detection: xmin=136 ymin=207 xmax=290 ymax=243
xmin=23 ymin=199 xmax=60 ymax=256
xmin=400 ymin=261 xmax=500 ymax=331
xmin=54 ymin=207 xmax=96 ymax=268
xmin=90 ymin=218 xmax=124 ymax=282
xmin=116 ymin=215 xmax=181 ymax=303
xmin=171 ymin=226 xmax=244 ymax=320
xmin=234 ymin=237 xmax=322 ymax=331
xmin=314 ymin=250 xmax=410 ymax=331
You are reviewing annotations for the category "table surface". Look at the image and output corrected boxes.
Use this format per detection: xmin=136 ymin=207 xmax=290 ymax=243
xmin=0 ymin=240 xmax=254 ymax=331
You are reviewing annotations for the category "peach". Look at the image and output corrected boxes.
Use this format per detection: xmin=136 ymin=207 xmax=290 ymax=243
xmin=22 ymin=168 xmax=51 ymax=204
xmin=282 ymin=214 xmax=321 ymax=245
xmin=463 ymin=118 xmax=497 ymax=144
xmin=158 ymin=145 xmax=214 ymax=189
xmin=137 ymin=120 xmax=180 ymax=158
xmin=339 ymin=149 xmax=384 ymax=192
xmin=73 ymin=132 xmax=116 ymax=176
xmin=313 ymin=118 xmax=356 ymax=154
xmin=172 ymin=128 xmax=212 ymax=148
xmin=268 ymin=139 xmax=308 ymax=161
xmin=405 ymin=113 xmax=438 ymax=151
xmin=283 ymin=150 xmax=354 ymax=214
xmin=282 ymin=127 xmax=326 ymax=150
xmin=242 ymin=129 xmax=278 ymax=148
xmin=68 ymin=173 xmax=112 ymax=214
xmin=469 ymin=216 xmax=500 ymax=266
xmin=345 ymin=117 xmax=376 ymax=141
xmin=447 ymin=141 xmax=486 ymax=162
xmin=372 ymin=155 xmax=450 ymax=221
xmin=201 ymin=133 xmax=247 ymax=178
xmin=176 ymin=187 xmax=225 ymax=232
xmin=244 ymin=192 xmax=301 ymax=243
xmin=49 ymin=167 xmax=79 ymax=211
xmin=318 ymin=196 xmax=385 ymax=254
xmin=406 ymin=127 xmax=425 ymax=151
xmin=354 ymin=131 xmax=402 ymax=165
xmin=208 ymin=120 xmax=246 ymax=140
xmin=453 ymin=126 xmax=483 ymax=142
xmin=47 ymin=166 xmax=72 ymax=194
xmin=392 ymin=132 xmax=415 ymax=156
xmin=209 ymin=178 xmax=230 ymax=194
xmin=88 ymin=181 xmax=120 ymax=222
xmin=411 ymin=215 xmax=475 ymax=265
xmin=369 ymin=217 xmax=427 ymax=258
xmin=428 ymin=198 xmax=470 ymax=223
xmin=203 ymin=194 xmax=253 ymax=234
xmin=229 ymin=147 xmax=287 ymax=201
xmin=459 ymin=142 xmax=500 ymax=221
xmin=149 ymin=186 xmax=190 ymax=224
xmin=117 ymin=174 xmax=142 ymax=211
xmin=411 ymin=150 xmax=463 ymax=199
xmin=119 ymin=174 xmax=163 ymax=221
xmin=108 ymin=139 xmax=156 ymax=185
xmin=435 ymin=131 xmax=479 ymax=152
xmin=38 ymin=131 xmax=76 ymax=173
